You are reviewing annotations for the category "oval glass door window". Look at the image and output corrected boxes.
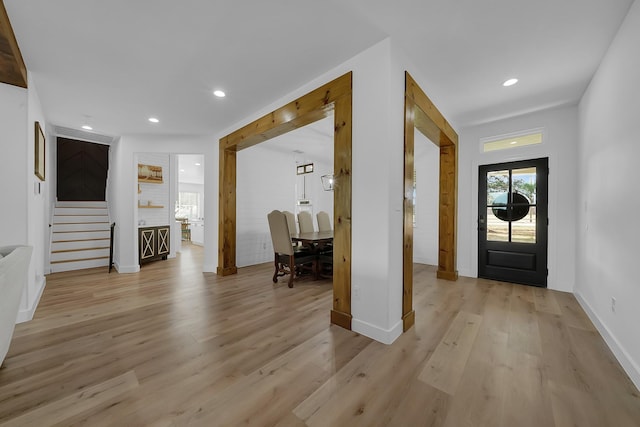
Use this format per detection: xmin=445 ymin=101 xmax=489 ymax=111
xmin=491 ymin=192 xmax=530 ymax=221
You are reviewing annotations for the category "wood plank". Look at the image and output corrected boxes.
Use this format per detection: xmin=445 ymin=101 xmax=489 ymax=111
xmin=533 ymin=287 xmax=562 ymax=315
xmin=0 ymin=370 xmax=139 ymax=427
xmin=418 ymin=311 xmax=482 ymax=395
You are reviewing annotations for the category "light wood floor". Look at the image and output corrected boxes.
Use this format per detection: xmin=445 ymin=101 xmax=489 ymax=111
xmin=1 ymin=244 xmax=639 ymax=426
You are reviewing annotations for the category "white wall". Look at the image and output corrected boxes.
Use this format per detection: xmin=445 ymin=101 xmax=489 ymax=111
xmin=457 ymin=105 xmax=579 ymax=292
xmin=109 ymin=135 xmax=216 ymax=273
xmin=236 ymin=141 xmax=333 ymax=267
xmin=575 ymin=0 xmax=640 ymax=389
xmin=137 ymin=153 xmax=171 ymax=227
xmin=216 ymin=39 xmax=407 ymax=343
xmin=0 ymin=83 xmax=28 ymax=246
xmin=413 ymin=129 xmax=439 ymax=265
xmin=0 ymin=75 xmax=48 ymax=323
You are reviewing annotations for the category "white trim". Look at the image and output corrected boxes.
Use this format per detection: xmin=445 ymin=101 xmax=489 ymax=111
xmin=16 ymin=276 xmax=46 ymax=323
xmin=479 ymin=126 xmax=546 ymax=154
xmin=574 ymin=291 xmax=640 ymax=391
xmin=114 ymin=261 xmax=140 ymax=273
xmin=352 ymin=318 xmax=403 ymax=345
xmin=203 ymin=264 xmax=217 ymax=273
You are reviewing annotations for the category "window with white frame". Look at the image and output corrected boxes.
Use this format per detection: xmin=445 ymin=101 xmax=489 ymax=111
xmin=176 ymin=191 xmax=200 ymax=220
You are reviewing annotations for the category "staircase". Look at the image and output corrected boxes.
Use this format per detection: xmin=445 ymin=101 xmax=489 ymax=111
xmin=50 ymin=201 xmax=111 ymax=273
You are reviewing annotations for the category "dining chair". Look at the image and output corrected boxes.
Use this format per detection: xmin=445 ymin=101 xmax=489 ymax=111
xmin=267 ymin=210 xmax=315 ymax=288
xmin=316 ymin=211 xmax=332 ymax=232
xmin=283 ymin=210 xmax=297 ymax=234
xmin=298 ymin=211 xmax=315 ymax=233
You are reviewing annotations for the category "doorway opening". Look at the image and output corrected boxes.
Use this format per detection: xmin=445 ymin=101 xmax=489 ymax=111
xmin=403 ymin=72 xmax=459 ymax=331
xmin=218 ymin=73 xmax=352 ymax=330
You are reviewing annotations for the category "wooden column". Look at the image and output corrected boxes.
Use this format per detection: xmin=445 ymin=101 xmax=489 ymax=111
xmin=437 ymin=143 xmax=458 ymax=281
xmin=330 ymin=93 xmax=353 ymax=330
xmin=402 ymin=97 xmax=416 ymax=331
xmin=217 ymin=146 xmax=237 ymax=276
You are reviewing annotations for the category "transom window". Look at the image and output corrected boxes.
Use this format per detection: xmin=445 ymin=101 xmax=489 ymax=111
xmin=481 ymin=129 xmax=543 ymax=153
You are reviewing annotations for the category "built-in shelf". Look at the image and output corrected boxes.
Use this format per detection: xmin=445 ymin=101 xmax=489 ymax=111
xmin=138 ymin=178 xmax=164 ymax=184
xmin=138 ymin=203 xmax=164 ymax=209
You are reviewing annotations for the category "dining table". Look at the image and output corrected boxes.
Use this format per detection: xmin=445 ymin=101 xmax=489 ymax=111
xmin=290 ymin=230 xmax=333 ymax=246
xmin=290 ymin=231 xmax=333 ymax=279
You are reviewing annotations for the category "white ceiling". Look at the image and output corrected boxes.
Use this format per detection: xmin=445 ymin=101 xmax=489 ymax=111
xmin=178 ymin=154 xmax=204 ymax=185
xmin=4 ymin=0 xmax=634 ymax=136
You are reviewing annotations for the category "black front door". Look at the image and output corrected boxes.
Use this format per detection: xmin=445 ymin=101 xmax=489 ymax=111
xmin=57 ymin=138 xmax=109 ymax=201
xmin=478 ymin=158 xmax=548 ymax=287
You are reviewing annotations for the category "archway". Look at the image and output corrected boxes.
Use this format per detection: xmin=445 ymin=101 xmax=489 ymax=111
xmin=218 ymin=73 xmax=353 ymax=330
xmin=403 ymin=72 xmax=459 ymax=331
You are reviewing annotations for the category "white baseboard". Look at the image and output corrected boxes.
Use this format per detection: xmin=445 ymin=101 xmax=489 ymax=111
xmin=352 ymin=318 xmax=403 ymax=345
xmin=457 ymin=268 xmax=476 ymax=278
xmin=574 ymin=291 xmax=640 ymax=391
xmin=202 ymin=264 xmax=217 ymax=273
xmin=114 ymin=261 xmax=140 ymax=273
xmin=16 ymin=276 xmax=46 ymax=324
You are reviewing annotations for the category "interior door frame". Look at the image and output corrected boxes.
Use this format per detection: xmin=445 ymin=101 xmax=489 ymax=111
xmin=218 ymin=72 xmax=353 ymax=330
xmin=477 ymin=157 xmax=549 ymax=287
xmin=403 ymin=72 xmax=459 ymax=331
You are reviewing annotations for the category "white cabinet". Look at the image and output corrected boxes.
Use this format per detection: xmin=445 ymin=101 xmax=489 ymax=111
xmin=190 ymin=220 xmax=204 ymax=246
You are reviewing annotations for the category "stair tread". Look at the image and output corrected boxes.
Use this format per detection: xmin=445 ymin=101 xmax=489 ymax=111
xmin=52 ymin=247 xmax=110 ymax=253
xmin=52 ymin=238 xmax=110 ymax=243
xmin=51 ymin=256 xmax=109 ymax=264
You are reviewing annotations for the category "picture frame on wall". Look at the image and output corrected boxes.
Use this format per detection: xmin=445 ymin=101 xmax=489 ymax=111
xmin=34 ymin=121 xmax=45 ymax=181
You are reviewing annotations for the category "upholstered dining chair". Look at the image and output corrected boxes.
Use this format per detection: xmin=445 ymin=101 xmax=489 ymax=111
xmin=267 ymin=210 xmax=315 ymax=288
xmin=283 ymin=210 xmax=297 ymax=235
xmin=316 ymin=211 xmax=331 ymax=232
xmin=297 ymin=211 xmax=315 ymax=233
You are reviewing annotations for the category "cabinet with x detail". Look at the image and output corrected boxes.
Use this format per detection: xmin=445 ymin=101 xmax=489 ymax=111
xmin=139 ymin=225 xmax=170 ymax=264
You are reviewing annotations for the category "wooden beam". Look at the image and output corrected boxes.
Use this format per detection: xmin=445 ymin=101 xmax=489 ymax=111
xmin=406 ymin=72 xmax=456 ymax=146
xmin=221 ymin=73 xmax=351 ymax=151
xmin=0 ymin=1 xmax=27 ymax=88
xmin=218 ymin=72 xmax=353 ymax=331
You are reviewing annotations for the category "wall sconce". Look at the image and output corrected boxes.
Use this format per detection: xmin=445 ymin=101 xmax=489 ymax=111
xmin=321 ymin=174 xmax=334 ymax=191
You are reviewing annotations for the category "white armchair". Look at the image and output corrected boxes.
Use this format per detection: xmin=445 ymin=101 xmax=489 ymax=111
xmin=0 ymin=245 xmax=33 ymax=367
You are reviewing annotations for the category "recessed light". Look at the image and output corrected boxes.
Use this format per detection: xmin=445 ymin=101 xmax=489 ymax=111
xmin=81 ymin=125 xmax=93 ymax=131
xmin=503 ymin=78 xmax=518 ymax=87
xmin=195 ymin=163 xmax=201 ymax=166
xmin=510 ymin=141 xmax=518 ymax=145
xmin=148 ymin=117 xmax=159 ymax=123
xmin=213 ymin=90 xmax=226 ymax=98
xmin=180 ymin=169 xmax=185 ymax=172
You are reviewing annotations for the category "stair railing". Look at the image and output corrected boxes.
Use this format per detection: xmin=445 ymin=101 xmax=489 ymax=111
xmin=109 ymin=222 xmax=115 ymax=273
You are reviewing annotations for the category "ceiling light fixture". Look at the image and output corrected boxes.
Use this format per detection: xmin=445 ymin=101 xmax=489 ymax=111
xmin=180 ymin=169 xmax=185 ymax=172
xmin=510 ymin=141 xmax=518 ymax=145
xmin=503 ymin=78 xmax=518 ymax=87
xmin=148 ymin=117 xmax=159 ymax=123
xmin=213 ymin=90 xmax=226 ymax=98
xmin=195 ymin=163 xmax=201 ymax=166
xmin=81 ymin=125 xmax=93 ymax=131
